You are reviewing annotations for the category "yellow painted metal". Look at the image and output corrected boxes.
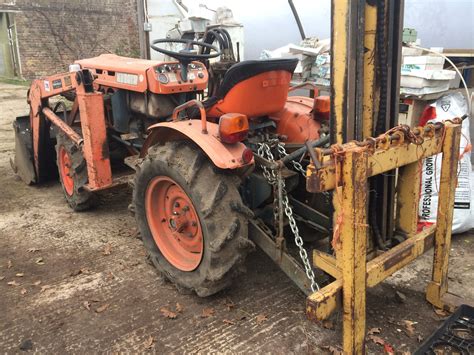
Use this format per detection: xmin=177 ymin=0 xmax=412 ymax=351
xmin=426 ymin=123 xmax=462 ymax=311
xmin=366 ymin=224 xmax=436 ymax=287
xmin=337 ymin=148 xmax=368 ymax=354
xmin=362 ymin=2 xmax=377 ymax=138
xmin=307 ymin=130 xmax=445 ymax=193
xmin=308 ymin=225 xmax=436 ymax=321
xmin=313 ymin=250 xmax=341 ymax=279
xmin=305 ymin=121 xmax=462 ymax=352
xmin=396 ymin=162 xmax=422 ymax=236
xmin=306 ymin=279 xmax=342 ymax=321
xmin=331 ymin=0 xmax=350 ymax=145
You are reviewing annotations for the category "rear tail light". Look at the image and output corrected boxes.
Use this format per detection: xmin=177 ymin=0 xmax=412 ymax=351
xmin=313 ymin=96 xmax=330 ymax=121
xmin=241 ymin=148 xmax=254 ymax=164
xmin=218 ymin=113 xmax=249 ymax=144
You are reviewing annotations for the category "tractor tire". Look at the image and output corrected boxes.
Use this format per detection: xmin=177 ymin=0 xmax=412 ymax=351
xmin=133 ymin=141 xmax=254 ymax=297
xmin=55 ymin=131 xmax=94 ymax=211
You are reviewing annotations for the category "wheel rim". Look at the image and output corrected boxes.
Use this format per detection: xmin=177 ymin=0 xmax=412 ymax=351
xmin=58 ymin=146 xmax=74 ymax=196
xmin=145 ymin=176 xmax=204 ymax=271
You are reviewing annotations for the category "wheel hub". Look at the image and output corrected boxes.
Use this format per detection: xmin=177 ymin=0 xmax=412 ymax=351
xmin=145 ymin=176 xmax=203 ymax=271
xmin=58 ymin=146 xmax=74 ymax=196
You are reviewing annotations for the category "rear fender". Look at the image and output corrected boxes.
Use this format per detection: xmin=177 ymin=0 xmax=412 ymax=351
xmin=142 ymin=120 xmax=254 ymax=170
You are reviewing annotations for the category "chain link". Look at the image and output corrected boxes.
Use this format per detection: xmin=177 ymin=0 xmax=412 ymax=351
xmin=277 ymin=143 xmax=306 ymax=177
xmin=256 ymin=142 xmax=320 ymax=292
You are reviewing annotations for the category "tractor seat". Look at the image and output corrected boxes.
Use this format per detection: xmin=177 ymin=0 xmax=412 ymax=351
xmin=205 ymin=58 xmax=298 ymax=118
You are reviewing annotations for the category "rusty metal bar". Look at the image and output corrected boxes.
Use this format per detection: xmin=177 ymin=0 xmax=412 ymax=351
xmin=426 ymin=123 xmax=463 ymax=311
xmin=171 ymin=99 xmax=208 ymax=134
xmin=248 ymin=220 xmax=312 ymax=295
xmin=338 ymin=148 xmax=368 ymax=353
xmin=42 ymin=107 xmax=83 ymax=146
xmin=306 ymin=127 xmax=448 ymax=193
xmin=307 ymin=224 xmax=436 ymax=321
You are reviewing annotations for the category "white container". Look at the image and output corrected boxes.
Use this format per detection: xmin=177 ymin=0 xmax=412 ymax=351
xmin=402 ymin=63 xmax=444 ymax=71
xmin=403 ymin=55 xmax=445 ymax=66
xmin=400 ymin=69 xmax=455 ymax=88
xmin=402 ymin=46 xmax=423 ymax=56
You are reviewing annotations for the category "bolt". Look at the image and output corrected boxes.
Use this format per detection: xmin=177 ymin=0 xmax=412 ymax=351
xmin=174 ymin=202 xmax=180 ymax=208
xmin=182 ymin=206 xmax=190 ymax=212
xmin=191 ymin=221 xmax=197 ymax=227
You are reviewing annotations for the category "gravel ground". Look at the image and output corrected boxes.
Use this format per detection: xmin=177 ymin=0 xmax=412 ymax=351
xmin=0 ymin=82 xmax=473 ymax=353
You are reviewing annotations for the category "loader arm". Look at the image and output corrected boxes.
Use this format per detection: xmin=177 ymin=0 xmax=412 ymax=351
xmin=16 ymin=69 xmax=112 ymax=189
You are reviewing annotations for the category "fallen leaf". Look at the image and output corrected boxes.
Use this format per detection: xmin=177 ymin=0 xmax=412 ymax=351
xmin=402 ymin=320 xmax=416 ymax=337
xmin=143 ymin=336 xmax=154 ymax=349
xmin=95 ymin=303 xmax=110 ymax=313
xmin=417 ymin=334 xmax=424 ymax=343
xmin=201 ymin=307 xmax=214 ymax=318
xmin=321 ymin=319 xmax=335 ymax=330
xmin=33 ymin=280 xmax=41 ymax=286
xmin=40 ymin=285 xmax=50 ymax=293
xmin=20 ymin=288 xmax=27 ymax=295
xmin=368 ymin=334 xmax=385 ymax=346
xmin=35 ymin=257 xmax=44 ymax=265
xmin=106 ymin=272 xmax=115 ymax=280
xmin=83 ymin=301 xmax=91 ymax=311
xmin=368 ymin=327 xmax=381 ymax=335
xmin=160 ymin=307 xmax=177 ymax=319
xmin=255 ymin=314 xmax=267 ymax=324
xmin=7 ymin=280 xmax=19 ymax=286
xmin=383 ymin=343 xmax=394 ymax=354
xmin=27 ymin=248 xmax=40 ymax=253
xmin=434 ymin=308 xmax=449 ymax=317
xmin=223 ymin=319 xmax=235 ymax=325
xmin=16 ymin=273 xmax=24 ymax=277
xmin=175 ymin=303 xmax=183 ymax=313
xmin=7 ymin=260 xmax=12 ymax=269
xmin=0 ymin=276 xmax=5 ymax=281
xmin=321 ymin=345 xmax=343 ymax=355
xmin=102 ymin=244 xmax=112 ymax=256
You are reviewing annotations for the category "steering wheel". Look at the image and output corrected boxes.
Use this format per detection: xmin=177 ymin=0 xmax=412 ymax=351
xmin=151 ymin=38 xmax=221 ymax=82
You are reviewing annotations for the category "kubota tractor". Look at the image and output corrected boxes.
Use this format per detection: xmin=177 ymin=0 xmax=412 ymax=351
xmin=12 ymin=37 xmax=331 ymax=296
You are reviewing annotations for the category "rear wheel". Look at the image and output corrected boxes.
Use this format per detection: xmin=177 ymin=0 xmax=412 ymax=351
xmin=55 ymin=131 xmax=94 ymax=211
xmin=133 ymin=142 xmax=254 ymax=296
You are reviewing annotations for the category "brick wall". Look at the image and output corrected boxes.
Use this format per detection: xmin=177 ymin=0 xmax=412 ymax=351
xmin=0 ymin=0 xmax=140 ymax=79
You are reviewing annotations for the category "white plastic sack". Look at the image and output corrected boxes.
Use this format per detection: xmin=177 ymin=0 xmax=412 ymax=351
xmin=418 ymin=92 xmax=474 ymax=233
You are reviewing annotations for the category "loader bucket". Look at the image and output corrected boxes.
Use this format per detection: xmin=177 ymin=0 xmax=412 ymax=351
xmin=10 ymin=115 xmax=36 ymax=185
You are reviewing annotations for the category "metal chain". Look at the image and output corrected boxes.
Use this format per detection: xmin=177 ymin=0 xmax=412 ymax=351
xmin=277 ymin=143 xmax=306 ymax=177
xmin=256 ymin=142 xmax=320 ymax=292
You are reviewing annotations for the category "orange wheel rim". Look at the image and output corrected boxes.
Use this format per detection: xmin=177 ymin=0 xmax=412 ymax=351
xmin=145 ymin=176 xmax=204 ymax=271
xmin=58 ymin=146 xmax=74 ymax=196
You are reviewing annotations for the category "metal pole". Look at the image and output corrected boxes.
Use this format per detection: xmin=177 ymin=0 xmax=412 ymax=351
xmin=137 ymin=0 xmax=149 ymax=59
xmin=288 ymin=0 xmax=306 ymax=40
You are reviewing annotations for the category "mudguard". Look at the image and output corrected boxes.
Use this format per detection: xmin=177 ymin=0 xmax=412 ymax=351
xmin=142 ymin=120 xmax=254 ymax=170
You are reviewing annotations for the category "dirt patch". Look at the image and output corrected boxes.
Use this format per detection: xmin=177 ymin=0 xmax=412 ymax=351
xmin=0 ymin=82 xmax=473 ymax=353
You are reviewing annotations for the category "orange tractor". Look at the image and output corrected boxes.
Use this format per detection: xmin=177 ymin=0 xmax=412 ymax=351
xmin=12 ymin=37 xmax=331 ymax=296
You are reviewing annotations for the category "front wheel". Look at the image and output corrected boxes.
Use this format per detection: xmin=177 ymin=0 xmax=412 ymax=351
xmin=132 ymin=142 xmax=254 ymax=297
xmin=55 ymin=131 xmax=94 ymax=211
